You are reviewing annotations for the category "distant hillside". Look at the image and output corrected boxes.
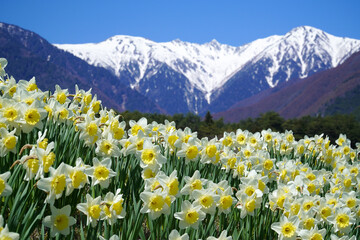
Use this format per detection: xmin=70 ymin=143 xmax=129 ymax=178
xmin=0 ymin=22 xmax=161 ymax=113
xmin=215 ymin=50 xmax=360 ymax=122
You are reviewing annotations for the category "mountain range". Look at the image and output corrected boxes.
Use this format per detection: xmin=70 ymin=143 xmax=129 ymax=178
xmin=0 ymin=22 xmax=161 ymax=113
xmin=1 ymin=22 xmax=360 ymax=120
xmin=214 ymin=50 xmax=360 ymax=122
xmin=56 ymin=26 xmax=360 ymax=114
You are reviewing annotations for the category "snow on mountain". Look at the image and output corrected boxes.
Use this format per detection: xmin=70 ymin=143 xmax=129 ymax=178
xmin=55 ymin=26 xmax=360 ymax=113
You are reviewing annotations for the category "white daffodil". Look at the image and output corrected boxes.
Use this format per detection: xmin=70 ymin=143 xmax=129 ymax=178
xmin=168 ymin=229 xmax=189 ymax=240
xmin=140 ymin=189 xmax=170 ymax=220
xmin=157 ymin=170 xmax=180 ymax=197
xmin=0 ymin=171 xmax=12 ymax=197
xmin=99 ymin=234 xmax=120 ymax=240
xmin=77 ymin=194 xmax=103 ymax=227
xmin=192 ymin=188 xmax=220 ymax=215
xmin=43 ymin=205 xmax=76 ymax=237
xmin=102 ymin=188 xmax=126 ymax=225
xmin=271 ymin=215 xmax=300 ymax=240
xmin=174 ymin=200 xmax=205 ymax=229
xmin=216 ymin=187 xmax=236 ymax=214
xmin=37 ymin=163 xmax=70 ymax=204
xmin=207 ymin=230 xmax=232 ymax=240
xmin=327 ymin=207 xmax=356 ymax=234
xmin=65 ymin=158 xmax=89 ymax=196
xmin=137 ymin=139 xmax=167 ymax=170
xmin=298 ymin=226 xmax=326 ymax=240
xmin=85 ymin=158 xmax=116 ymax=189
xmin=0 ymin=224 xmax=19 ymax=240
xmin=180 ymin=170 xmax=207 ymax=197
xmin=95 ymin=132 xmax=121 ymax=158
xmin=0 ymin=128 xmax=17 ymax=157
xmin=19 ymin=101 xmax=47 ymax=133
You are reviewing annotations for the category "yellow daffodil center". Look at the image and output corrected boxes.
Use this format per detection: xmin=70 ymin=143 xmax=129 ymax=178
xmin=219 ymin=195 xmax=233 ymax=210
xmin=185 ymin=210 xmax=199 ymax=224
xmin=3 ymin=135 xmax=16 ymax=149
xmin=131 ymin=124 xmax=144 ymax=135
xmin=59 ymin=108 xmax=68 ymax=120
xmin=244 ymin=186 xmax=255 ymax=196
xmin=263 ymin=159 xmax=273 ymax=170
xmin=89 ymin=205 xmax=101 ymax=219
xmin=227 ymin=157 xmax=236 ymax=169
xmin=113 ymin=200 xmax=123 ymax=215
xmin=57 ymin=92 xmax=67 ymax=104
xmin=1 ymin=236 xmax=13 ymax=240
xmin=26 ymin=83 xmax=38 ymax=91
xmin=70 ymin=170 xmax=86 ymax=188
xmin=39 ymin=138 xmax=48 ymax=149
xmin=86 ymin=123 xmax=98 ymax=136
xmin=320 ymin=207 xmax=332 ymax=219
xmin=143 ymin=168 xmax=156 ymax=179
xmin=303 ymin=201 xmax=314 ymax=211
xmin=141 ymin=149 xmax=156 ymax=165
xmin=346 ymin=198 xmax=356 ymax=208
xmin=27 ymin=158 xmax=39 ymax=174
xmin=51 ymin=174 xmax=66 ymax=194
xmin=0 ymin=177 xmax=5 ymax=195
xmin=281 ymin=222 xmax=296 ymax=238
xmin=25 ymin=108 xmax=41 ymax=125
xmin=200 ymin=195 xmax=214 ymax=209
xmin=206 ymin=144 xmax=217 ymax=158
xmin=94 ymin=166 xmax=109 ymax=181
xmin=310 ymin=233 xmax=323 ymax=240
xmin=9 ymin=86 xmax=16 ymax=96
xmin=336 ymin=214 xmax=349 ymax=228
xmin=245 ymin=198 xmax=256 ymax=212
xmin=4 ymin=107 xmax=17 ymax=121
xmin=113 ymin=127 xmax=124 ymax=140
xmin=190 ymin=179 xmax=202 ymax=191
xmin=303 ymin=218 xmax=315 ymax=230
xmin=100 ymin=140 xmax=113 ymax=155
xmin=186 ymin=145 xmax=198 ymax=160
xmin=168 ymin=135 xmax=179 ymax=148
xmin=167 ymin=179 xmax=179 ymax=196
xmin=148 ymin=195 xmax=164 ymax=212
xmin=43 ymin=152 xmax=56 ymax=173
xmin=223 ymin=136 xmax=233 ymax=147
xmin=54 ymin=214 xmax=69 ymax=231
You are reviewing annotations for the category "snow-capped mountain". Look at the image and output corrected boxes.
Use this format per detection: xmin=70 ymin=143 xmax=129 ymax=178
xmin=55 ymin=26 xmax=360 ymax=114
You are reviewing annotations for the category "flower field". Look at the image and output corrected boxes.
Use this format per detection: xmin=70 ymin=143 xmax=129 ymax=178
xmin=0 ymin=57 xmax=359 ymax=240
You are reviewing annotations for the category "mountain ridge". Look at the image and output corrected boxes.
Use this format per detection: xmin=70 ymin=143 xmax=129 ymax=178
xmin=55 ymin=26 xmax=360 ymax=114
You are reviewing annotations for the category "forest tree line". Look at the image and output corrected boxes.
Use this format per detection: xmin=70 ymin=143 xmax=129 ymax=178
xmin=118 ymin=110 xmax=360 ymax=147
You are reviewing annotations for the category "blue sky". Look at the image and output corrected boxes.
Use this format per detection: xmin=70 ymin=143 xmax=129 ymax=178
xmin=2 ymin=0 xmax=360 ymax=46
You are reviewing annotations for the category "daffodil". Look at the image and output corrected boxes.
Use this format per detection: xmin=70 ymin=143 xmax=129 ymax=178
xmin=271 ymin=215 xmax=300 ymax=240
xmin=37 ymin=163 xmax=70 ymax=204
xmin=65 ymin=158 xmax=89 ymax=196
xmin=76 ymin=194 xmax=103 ymax=227
xmin=174 ymin=200 xmax=206 ymax=229
xmin=95 ymin=132 xmax=121 ymax=158
xmin=207 ymin=230 xmax=232 ymax=240
xmin=168 ymin=229 xmax=189 ymax=240
xmin=85 ymin=158 xmax=116 ymax=188
xmin=327 ymin=207 xmax=356 ymax=234
xmin=137 ymin=139 xmax=167 ymax=170
xmin=42 ymin=205 xmax=76 ymax=237
xmin=0 ymin=224 xmax=19 ymax=240
xmin=102 ymin=188 xmax=126 ymax=225
xmin=298 ymin=226 xmax=326 ymax=240
xmin=140 ymin=189 xmax=170 ymax=220
xmin=0 ymin=171 xmax=12 ymax=197
xmin=180 ymin=170 xmax=207 ymax=196
xmin=192 ymin=188 xmax=220 ymax=215
xmin=0 ymin=128 xmax=17 ymax=157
